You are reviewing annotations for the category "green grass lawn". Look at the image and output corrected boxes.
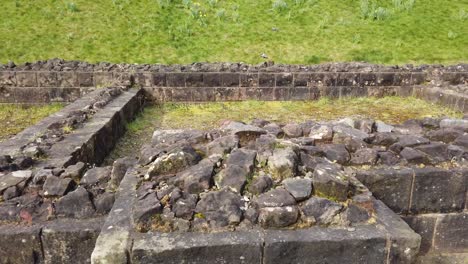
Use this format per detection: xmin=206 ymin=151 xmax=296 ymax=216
xmin=0 ymin=0 xmax=466 ymax=65
xmin=104 ymin=96 xmax=463 ymax=162
xmin=0 ymin=103 xmax=64 ymax=142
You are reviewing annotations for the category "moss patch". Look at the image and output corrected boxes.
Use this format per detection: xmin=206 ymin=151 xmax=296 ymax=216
xmin=0 ymin=103 xmax=64 ymax=142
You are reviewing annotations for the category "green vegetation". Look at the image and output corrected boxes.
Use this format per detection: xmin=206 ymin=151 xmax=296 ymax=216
xmin=0 ymin=103 xmax=64 ymax=142
xmin=1 ymin=0 xmax=466 ymax=64
xmin=104 ymin=97 xmax=462 ymax=162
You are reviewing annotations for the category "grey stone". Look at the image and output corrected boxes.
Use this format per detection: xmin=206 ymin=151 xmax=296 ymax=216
xmin=2 ymin=186 xmax=19 ymax=200
xmin=0 ymin=170 xmax=32 ymax=193
xmin=377 ymin=151 xmax=400 ymax=165
xmin=205 ymin=135 xmax=239 ymax=155
xmin=440 ymin=118 xmax=468 ymax=129
xmin=55 ymin=187 xmax=95 ymax=218
xmin=403 ymin=215 xmax=437 ymax=254
xmin=172 ymin=194 xmax=198 ymax=220
xmin=357 ymin=119 xmax=375 ymax=134
xmin=426 ymin=128 xmax=463 ymax=143
xmin=400 ymin=147 xmax=431 ymax=164
xmin=217 ymin=149 xmax=256 ymax=193
xmin=433 ymin=213 xmax=468 ymax=252
xmin=342 ymin=204 xmax=371 ymax=225
xmin=283 ymin=178 xmax=312 ymax=201
xmin=258 ymin=206 xmax=299 ymax=228
xmin=333 ymin=134 xmax=368 ymax=153
xmin=312 ymin=163 xmax=349 ymax=201
xmin=61 ymin=162 xmax=86 ymax=181
xmin=264 ymin=123 xmax=284 ymax=137
xmin=336 ymin=117 xmax=356 ymax=128
xmin=43 ymin=176 xmax=74 ymax=197
xmin=172 ymin=159 xmax=215 ymax=194
xmin=371 ymin=132 xmax=398 ymax=146
xmin=268 ymin=147 xmax=298 ymax=180
xmin=300 ymin=153 xmax=333 ymax=172
xmin=152 ymin=129 xmax=205 ymax=146
xmin=31 ymin=168 xmax=53 ymax=186
xmin=81 ymin=166 xmax=111 ymax=186
xmin=414 ymin=142 xmax=449 ymax=163
xmin=397 ymin=135 xmax=430 ymax=148
xmin=195 ymin=188 xmax=243 ymax=227
xmin=333 ymin=124 xmax=369 ymax=141
xmin=375 ymin=121 xmax=394 ymax=132
xmin=300 ymin=197 xmax=343 ymax=225
xmin=248 ymin=174 xmax=273 ymax=195
xmin=221 ymin=121 xmax=266 ymax=135
xmin=322 ymin=144 xmax=350 ymax=165
xmin=108 ymin=157 xmax=136 ymax=189
xmin=95 ymin=192 xmax=116 ymax=214
xmin=226 ymin=148 xmax=257 ymax=171
xmin=350 ymin=148 xmax=378 ymax=165
xmin=282 ymin=123 xmax=303 ymax=138
xmin=146 ymin=146 xmax=202 ymax=179
xmin=0 ymin=225 xmax=43 ymax=264
xmin=453 ymin=134 xmax=468 ymax=148
xmin=133 ymin=192 xmax=162 ymax=224
xmin=255 ymin=188 xmax=296 ymax=208
xmin=309 ymin=124 xmax=333 ymax=142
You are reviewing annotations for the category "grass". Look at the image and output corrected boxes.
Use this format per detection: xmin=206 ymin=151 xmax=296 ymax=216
xmin=0 ymin=1 xmax=466 ymax=65
xmin=104 ymin=96 xmax=463 ymax=162
xmin=0 ymin=103 xmax=64 ymax=142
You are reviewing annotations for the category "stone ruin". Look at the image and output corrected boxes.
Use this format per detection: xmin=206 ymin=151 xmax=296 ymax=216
xmin=0 ymin=60 xmax=467 ymax=264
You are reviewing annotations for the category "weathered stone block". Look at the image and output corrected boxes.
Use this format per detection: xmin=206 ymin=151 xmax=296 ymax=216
xmin=411 ymin=72 xmax=427 ymax=85
xmin=56 ymin=72 xmax=78 ymax=87
xmin=42 ymin=218 xmax=103 ymax=264
xmin=221 ymin=73 xmax=240 ymax=87
xmin=259 ymin=73 xmax=275 ymax=87
xmin=433 ymin=213 xmax=468 ymax=252
xmin=275 ymin=73 xmax=293 ymax=87
xmin=290 ymin=86 xmax=310 ymax=100
xmin=37 ymin=72 xmax=58 ymax=87
xmin=238 ymin=87 xmax=257 ymax=100
xmin=94 ymin=72 xmax=114 ymax=87
xmin=442 ymin=72 xmax=467 ymax=85
xmin=376 ymin=72 xmax=395 ymax=86
xmin=185 ymin=73 xmax=204 ymax=87
xmin=171 ymin=87 xmax=192 ymax=101
xmin=273 ymin=87 xmax=290 ymax=100
xmin=257 ymin=87 xmax=274 ymax=100
xmin=355 ymin=168 xmax=413 ymax=213
xmin=192 ymin=87 xmax=215 ymax=101
xmin=403 ymin=215 xmax=437 ymax=254
xmin=410 ymin=168 xmax=466 ymax=213
xmin=133 ymin=72 xmax=152 ymax=87
xmin=15 ymin=71 xmax=37 ymax=87
xmin=0 ymin=225 xmax=43 ymax=264
xmin=203 ymin=73 xmax=221 ymax=87
xmin=0 ymin=71 xmax=16 ymax=86
xmin=240 ymin=73 xmax=258 ymax=87
xmin=166 ymin=73 xmax=186 ymax=87
xmin=336 ymin=72 xmax=359 ymax=86
xmin=77 ymin=72 xmax=94 ymax=87
xmin=215 ymin=87 xmax=239 ymax=101
xmin=293 ymin=73 xmax=311 ymax=87
xmin=152 ymin=73 xmax=166 ymax=87
xmin=359 ymin=72 xmax=377 ymax=86
xmin=394 ymin=72 xmax=412 ymax=86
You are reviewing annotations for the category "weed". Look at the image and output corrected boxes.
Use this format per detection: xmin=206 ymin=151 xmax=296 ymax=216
xmin=272 ymin=0 xmax=288 ymax=12
xmin=448 ymin=30 xmax=458 ymax=40
xmin=62 ymin=125 xmax=73 ymax=134
xmin=459 ymin=9 xmax=468 ymax=21
xmin=66 ymin=2 xmax=79 ymax=13
xmin=352 ymin=34 xmax=361 ymax=44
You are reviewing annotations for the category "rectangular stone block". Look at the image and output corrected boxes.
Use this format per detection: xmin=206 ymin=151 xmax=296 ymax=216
xmin=56 ymin=72 xmax=78 ymax=87
xmin=113 ymin=72 xmax=133 ymax=87
xmin=293 ymin=73 xmax=311 ymax=87
xmin=410 ymin=168 xmax=466 ymax=214
xmin=310 ymin=86 xmax=321 ymax=99
xmin=0 ymin=225 xmax=43 ymax=264
xmin=367 ymin=86 xmax=398 ymax=98
xmin=310 ymin=72 xmax=336 ymax=86
xmin=77 ymin=72 xmax=94 ymax=87
xmin=145 ymin=87 xmax=168 ymax=102
xmin=403 ymin=215 xmax=437 ymax=254
xmin=264 ymin=227 xmax=387 ymax=264
xmin=275 ymin=73 xmax=293 ymax=87
xmin=132 ymin=231 xmax=263 ymax=264
xmin=257 ymin=87 xmax=275 ymax=100
xmin=15 ymin=71 xmax=37 ymax=87
xmin=152 ymin=73 xmax=166 ymax=87
xmin=13 ymin=87 xmax=51 ymax=103
xmin=42 ymin=218 xmax=103 ymax=264
xmin=221 ymin=73 xmax=240 ymax=87
xmin=47 ymin=87 xmax=84 ymax=102
xmin=336 ymin=72 xmax=360 ymax=86
xmin=411 ymin=72 xmax=427 ymax=85
xmin=319 ymin=86 xmax=340 ymax=98
xmin=203 ymin=73 xmax=221 ymax=87
xmin=442 ymin=72 xmax=468 ymax=85
xmin=240 ymin=73 xmax=259 ymax=87
xmin=290 ymin=87 xmax=310 ymax=101
xmin=171 ymin=87 xmax=192 ymax=101
xmin=273 ymin=87 xmax=290 ymax=100
xmin=185 ymin=73 xmax=204 ymax=87
xmin=355 ymin=168 xmax=413 ymax=214
xmin=94 ymin=72 xmax=114 ymax=87
xmin=394 ymin=72 xmax=412 ymax=86
xmin=166 ymin=73 xmax=186 ymax=87
xmin=133 ymin=72 xmax=152 ymax=88
xmin=339 ymin=86 xmax=367 ymax=98
xmin=0 ymin=71 xmax=16 ymax=86
xmin=434 ymin=213 xmax=468 ymax=252
xmin=259 ymin=73 xmax=275 ymax=87
xmin=37 ymin=72 xmax=58 ymax=87
xmin=192 ymin=87 xmax=215 ymax=101
xmin=359 ymin=73 xmax=378 ymax=86
xmin=215 ymin=87 xmax=240 ymax=101
xmin=238 ymin=87 xmax=257 ymax=100
xmin=376 ymin=72 xmax=395 ymax=86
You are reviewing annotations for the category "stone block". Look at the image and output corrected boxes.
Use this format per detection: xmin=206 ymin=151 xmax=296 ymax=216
xmin=259 ymin=73 xmax=275 ymax=87
xmin=273 ymin=87 xmax=290 ymax=100
xmin=0 ymin=225 xmax=43 ymax=264
xmin=403 ymin=215 xmax=437 ymax=254
xmin=319 ymin=86 xmax=340 ymax=98
xmin=442 ymin=72 xmax=467 ymax=85
xmin=411 ymin=72 xmax=427 ymax=85
xmin=410 ymin=168 xmax=466 ymax=213
xmin=77 ymin=72 xmax=94 ymax=87
xmin=376 ymin=72 xmax=395 ymax=86
xmin=340 ymin=86 xmax=367 ymax=97
xmin=94 ymin=72 xmax=114 ymax=87
xmin=15 ymin=71 xmax=37 ymax=87
xmin=166 ymin=73 xmax=186 ymax=87
xmin=359 ymin=72 xmax=378 ymax=86
xmin=221 ymin=73 xmax=240 ymax=87
xmin=433 ymin=213 xmax=468 ymax=252
xmin=0 ymin=71 xmax=16 ymax=86
xmin=336 ymin=72 xmax=359 ymax=86
xmin=171 ymin=87 xmax=191 ymax=101
xmin=293 ymin=73 xmax=311 ymax=87
xmin=133 ymin=72 xmax=151 ymax=87
xmin=311 ymin=72 xmax=336 ymax=86
xmin=185 ymin=73 xmax=204 ymax=87
xmin=215 ymin=87 xmax=239 ymax=101
xmin=275 ymin=73 xmax=293 ymax=87
xmin=394 ymin=72 xmax=412 ymax=86
xmin=152 ymin=73 xmax=166 ymax=87
xmin=37 ymin=72 xmax=58 ymax=87
xmin=290 ymin=86 xmax=310 ymax=100
xmin=263 ymin=227 xmax=387 ymax=264
xmin=203 ymin=73 xmax=221 ymax=87
xmin=132 ymin=231 xmax=263 ymax=264
xmin=192 ymin=87 xmax=215 ymax=101
xmin=56 ymin=72 xmax=79 ymax=87
xmin=240 ymin=73 xmax=258 ymax=87
xmin=42 ymin=218 xmax=103 ymax=264
xmin=355 ymin=168 xmax=413 ymax=214
xmin=14 ymin=87 xmax=50 ymax=103
xmin=257 ymin=87 xmax=274 ymax=100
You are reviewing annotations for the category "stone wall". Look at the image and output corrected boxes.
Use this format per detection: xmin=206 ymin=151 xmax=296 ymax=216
xmin=1 ymin=60 xmax=467 ymax=113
